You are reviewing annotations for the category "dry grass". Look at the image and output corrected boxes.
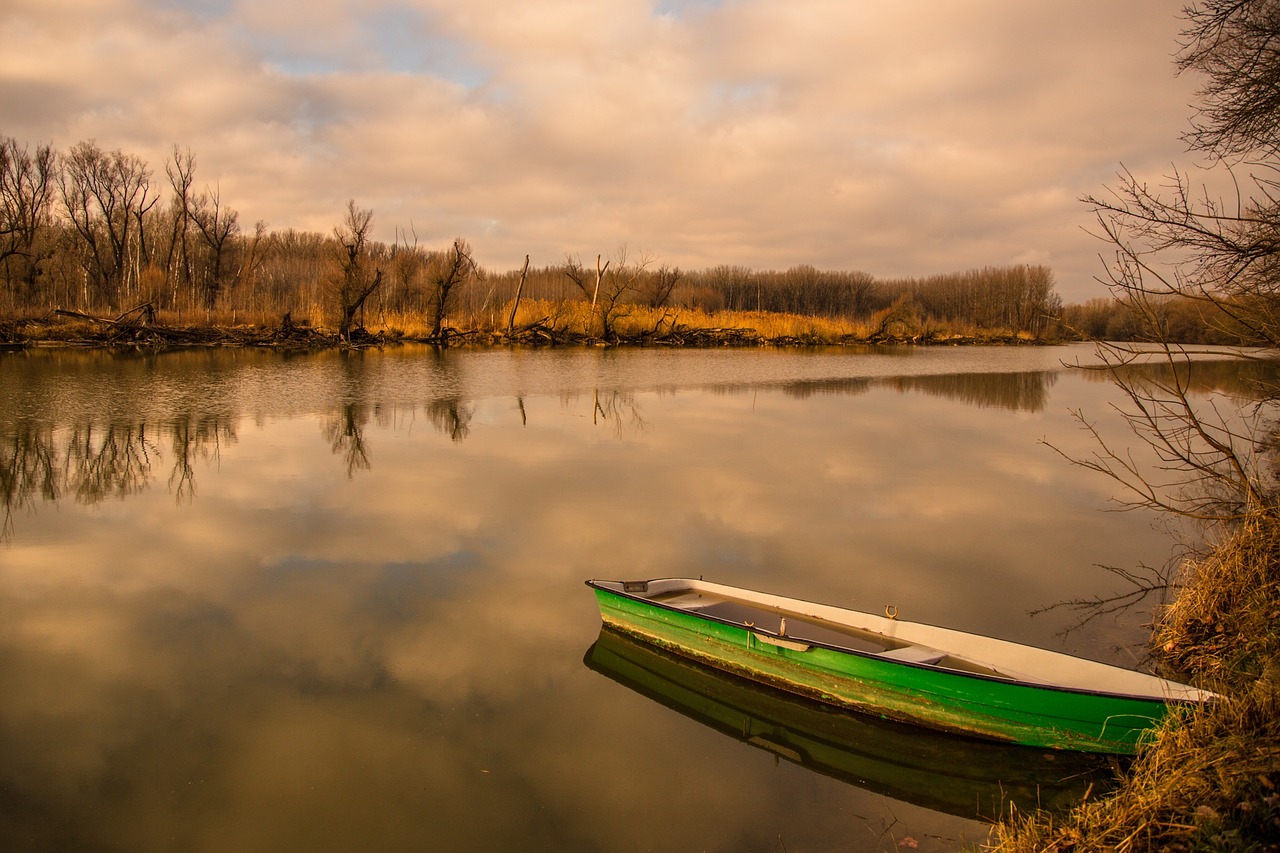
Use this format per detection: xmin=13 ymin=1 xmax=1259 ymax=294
xmin=367 ymin=300 xmax=877 ymax=342
xmin=3 ymin=299 xmax=1045 ymax=347
xmin=988 ymin=508 xmax=1280 ymax=852
xmin=988 ymin=691 xmax=1280 ymax=852
xmin=383 ymin=300 xmax=1035 ymax=344
xmin=1156 ymin=510 xmax=1280 ymax=689
xmin=988 ymin=686 xmax=1280 ymax=845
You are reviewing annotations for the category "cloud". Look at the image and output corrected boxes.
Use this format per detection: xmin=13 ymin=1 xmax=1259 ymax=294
xmin=0 ymin=0 xmax=1204 ymax=298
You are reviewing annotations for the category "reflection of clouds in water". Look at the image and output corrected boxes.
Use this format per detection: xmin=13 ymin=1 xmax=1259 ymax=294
xmin=3 ymin=536 xmax=978 ymax=850
xmin=2 ymin=347 xmax=1220 ymax=851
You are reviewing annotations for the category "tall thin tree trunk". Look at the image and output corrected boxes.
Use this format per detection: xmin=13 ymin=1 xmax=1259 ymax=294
xmin=507 ymin=254 xmax=530 ymax=333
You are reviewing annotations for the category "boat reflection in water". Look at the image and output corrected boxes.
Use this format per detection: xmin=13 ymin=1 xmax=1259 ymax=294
xmin=584 ymin=627 xmax=1116 ymax=822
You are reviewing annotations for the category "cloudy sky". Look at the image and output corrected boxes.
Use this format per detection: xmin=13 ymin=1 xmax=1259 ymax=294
xmin=2 ymin=0 xmax=1203 ymax=301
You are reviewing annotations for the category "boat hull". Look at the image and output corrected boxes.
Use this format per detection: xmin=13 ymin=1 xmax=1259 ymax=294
xmin=586 ymin=626 xmax=1115 ymax=819
xmin=589 ymin=581 xmax=1191 ymax=754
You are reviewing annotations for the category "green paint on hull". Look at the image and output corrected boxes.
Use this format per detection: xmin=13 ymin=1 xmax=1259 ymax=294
xmin=592 ymin=586 xmax=1181 ymax=754
xmin=586 ymin=626 xmax=1115 ymax=819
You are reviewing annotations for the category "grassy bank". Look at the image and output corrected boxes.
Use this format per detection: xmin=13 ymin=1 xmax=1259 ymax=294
xmin=0 ymin=300 xmax=1046 ymax=349
xmin=989 ymin=509 xmax=1280 ymax=852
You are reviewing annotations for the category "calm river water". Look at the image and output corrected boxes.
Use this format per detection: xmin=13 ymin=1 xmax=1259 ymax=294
xmin=0 ymin=344 xmax=1262 ymax=852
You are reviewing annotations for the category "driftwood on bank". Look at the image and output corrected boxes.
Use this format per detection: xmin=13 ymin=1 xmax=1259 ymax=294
xmin=444 ymin=319 xmax=766 ymax=348
xmin=9 ymin=307 xmax=373 ymax=350
xmin=2 ymin=308 xmax=1044 ymax=352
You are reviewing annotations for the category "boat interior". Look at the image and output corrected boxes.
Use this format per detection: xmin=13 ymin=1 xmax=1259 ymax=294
xmin=651 ymin=588 xmax=1012 ymax=679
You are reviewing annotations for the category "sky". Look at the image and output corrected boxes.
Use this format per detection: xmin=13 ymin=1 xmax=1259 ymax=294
xmin=1 ymin=0 xmax=1205 ymax=301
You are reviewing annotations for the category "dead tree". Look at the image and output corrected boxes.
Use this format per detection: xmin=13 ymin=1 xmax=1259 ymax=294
xmin=332 ymin=200 xmax=382 ymax=341
xmin=507 ymin=254 xmax=530 ymax=333
xmin=563 ymin=248 xmax=652 ymax=339
xmin=427 ymin=238 xmax=477 ymax=340
xmin=0 ymin=136 xmax=56 ymax=307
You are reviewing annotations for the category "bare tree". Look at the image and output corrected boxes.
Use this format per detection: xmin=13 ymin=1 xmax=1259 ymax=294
xmin=639 ymin=264 xmax=682 ymax=309
xmin=1073 ymin=0 xmax=1280 ymax=523
xmin=896 ymin=265 xmax=1061 ymax=333
xmin=191 ymin=184 xmax=240 ymax=308
xmin=164 ymin=145 xmax=196 ymax=304
xmin=331 ymin=200 xmax=382 ymax=341
xmin=59 ymin=140 xmax=155 ymax=309
xmin=0 ymin=135 xmax=56 ymax=307
xmin=1179 ymin=0 xmax=1280 ymax=158
xmin=561 ymin=253 xmax=594 ymax=300
xmin=563 ymin=247 xmax=651 ymax=339
xmin=1049 ymin=347 xmax=1269 ymax=522
xmin=699 ymin=264 xmax=755 ymax=312
xmin=1084 ymin=164 xmax=1280 ymax=347
xmin=234 ymin=219 xmax=270 ymax=315
xmin=1085 ymin=0 xmax=1280 ymax=349
xmin=426 ymin=237 xmax=476 ymax=339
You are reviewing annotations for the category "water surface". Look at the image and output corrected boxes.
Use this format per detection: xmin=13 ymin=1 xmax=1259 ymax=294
xmin=0 ymin=344 xmax=1258 ymax=852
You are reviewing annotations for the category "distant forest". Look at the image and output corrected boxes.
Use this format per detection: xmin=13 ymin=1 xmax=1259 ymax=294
xmin=0 ymin=135 xmax=1247 ymax=344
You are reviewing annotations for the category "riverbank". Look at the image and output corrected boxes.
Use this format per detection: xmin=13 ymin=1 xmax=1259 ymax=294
xmin=0 ymin=301 xmax=1051 ymax=350
xmin=988 ymin=508 xmax=1280 ymax=851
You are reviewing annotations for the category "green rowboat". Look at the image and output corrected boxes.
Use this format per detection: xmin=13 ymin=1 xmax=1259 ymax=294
xmin=586 ymin=578 xmax=1215 ymax=754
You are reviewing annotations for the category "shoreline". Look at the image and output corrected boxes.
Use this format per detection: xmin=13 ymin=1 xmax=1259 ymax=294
xmin=0 ymin=315 xmax=1053 ymax=352
xmin=988 ymin=507 xmax=1280 ymax=851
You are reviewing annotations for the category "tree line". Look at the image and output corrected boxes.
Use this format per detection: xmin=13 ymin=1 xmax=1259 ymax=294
xmin=1058 ymin=295 xmax=1263 ymax=345
xmin=6 ymin=132 xmax=1070 ymax=341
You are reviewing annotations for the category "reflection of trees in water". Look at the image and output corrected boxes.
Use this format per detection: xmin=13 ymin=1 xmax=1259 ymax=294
xmin=876 ymin=372 xmax=1056 ymax=412
xmin=702 ymin=372 xmax=1055 ymax=412
xmin=1 ymin=422 xmax=59 ymax=541
xmin=0 ymin=415 xmax=236 ymax=541
xmin=1077 ymin=355 xmax=1280 ymax=399
xmin=592 ymin=389 xmax=649 ymax=437
xmin=771 ymin=359 xmax=1277 ymax=414
xmin=170 ymin=416 xmax=238 ymax=501
xmin=777 ymin=372 xmax=1056 ymax=413
xmin=65 ymin=423 xmax=156 ymax=504
xmin=324 ymin=404 xmax=372 ymax=477
xmin=420 ymin=389 xmax=643 ymax=442
xmin=774 ymin=378 xmax=873 ymax=399
xmin=539 ymin=389 xmax=650 ymax=438
xmin=426 ymin=399 xmax=473 ymax=443
xmin=2 ymin=393 xmax=487 ymax=540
